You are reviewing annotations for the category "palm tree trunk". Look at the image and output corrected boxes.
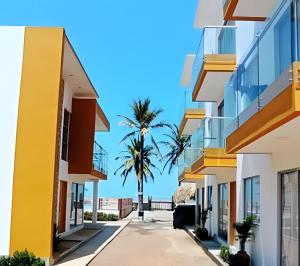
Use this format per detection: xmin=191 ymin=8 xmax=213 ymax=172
xmin=138 ymin=134 xmax=144 ymax=220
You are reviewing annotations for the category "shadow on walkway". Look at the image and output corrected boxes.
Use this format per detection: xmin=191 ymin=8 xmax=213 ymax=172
xmin=55 ymin=222 xmax=124 ymax=265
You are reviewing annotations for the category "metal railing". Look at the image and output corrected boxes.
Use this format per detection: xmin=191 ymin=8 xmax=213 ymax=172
xmin=93 ymin=141 xmax=108 ymax=174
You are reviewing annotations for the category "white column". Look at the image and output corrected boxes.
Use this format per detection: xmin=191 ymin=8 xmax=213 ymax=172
xmin=92 ymin=180 xmax=99 ymax=224
xmin=195 ymin=184 xmax=200 ymax=226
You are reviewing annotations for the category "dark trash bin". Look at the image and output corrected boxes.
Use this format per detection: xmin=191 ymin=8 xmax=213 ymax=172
xmin=173 ymin=204 xmax=195 ymax=229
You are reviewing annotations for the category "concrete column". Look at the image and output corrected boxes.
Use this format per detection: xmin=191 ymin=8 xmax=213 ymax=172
xmin=92 ymin=180 xmax=99 ymax=224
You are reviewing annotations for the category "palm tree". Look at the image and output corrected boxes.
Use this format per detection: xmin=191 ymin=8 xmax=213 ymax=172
xmin=114 ymin=138 xmax=159 ymax=187
xmin=161 ymin=124 xmax=191 ymax=174
xmin=118 ymin=98 xmax=166 ymax=220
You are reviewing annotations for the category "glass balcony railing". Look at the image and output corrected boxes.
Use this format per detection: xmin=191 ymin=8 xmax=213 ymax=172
xmin=178 ymin=117 xmax=234 ymax=173
xmin=179 ymin=91 xmax=206 ymax=121
xmin=191 ymin=26 xmax=236 ymax=91
xmin=225 ymin=0 xmax=296 ymax=137
xmin=93 ymin=141 xmax=108 ymax=175
xmin=178 ymin=148 xmax=201 ymax=177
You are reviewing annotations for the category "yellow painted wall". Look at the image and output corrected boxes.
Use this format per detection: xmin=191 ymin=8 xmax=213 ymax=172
xmin=9 ymin=27 xmax=64 ymax=258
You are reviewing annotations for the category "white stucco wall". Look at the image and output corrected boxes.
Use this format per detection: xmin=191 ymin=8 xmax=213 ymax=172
xmin=236 ymin=150 xmax=300 ymax=266
xmin=0 ymin=27 xmax=25 ymax=256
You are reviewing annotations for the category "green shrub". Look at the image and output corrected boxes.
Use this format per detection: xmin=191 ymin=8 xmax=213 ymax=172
xmin=220 ymin=246 xmax=230 ymax=264
xmin=106 ymin=213 xmax=118 ymax=221
xmin=84 ymin=211 xmax=118 ymax=221
xmin=84 ymin=211 xmax=93 ymax=221
xmin=0 ymin=256 xmax=10 ymax=266
xmin=220 ymin=246 xmax=236 ymax=265
xmin=0 ymin=250 xmax=45 ymax=266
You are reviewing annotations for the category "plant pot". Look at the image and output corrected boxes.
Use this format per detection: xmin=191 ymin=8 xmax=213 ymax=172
xmin=196 ymin=227 xmax=209 ymax=241
xmin=233 ymin=251 xmax=250 ymax=266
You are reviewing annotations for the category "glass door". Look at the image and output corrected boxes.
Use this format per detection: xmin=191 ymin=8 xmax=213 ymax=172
xmin=70 ymin=183 xmax=85 ymax=228
xmin=218 ymin=183 xmax=228 ymax=241
xmin=281 ymin=170 xmax=299 ymax=266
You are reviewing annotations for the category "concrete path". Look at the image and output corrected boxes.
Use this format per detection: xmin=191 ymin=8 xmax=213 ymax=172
xmin=55 ymin=220 xmax=129 ymax=266
xmin=89 ymin=212 xmax=216 ymax=266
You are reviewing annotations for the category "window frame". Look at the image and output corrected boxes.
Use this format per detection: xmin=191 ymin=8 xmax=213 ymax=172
xmin=243 ymin=175 xmax=260 ymax=223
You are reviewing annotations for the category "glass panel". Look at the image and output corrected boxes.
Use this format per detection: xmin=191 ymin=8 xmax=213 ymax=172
xmin=207 ymin=186 xmax=213 ymax=209
xmin=93 ymin=142 xmax=108 ymax=174
xmin=224 ymin=1 xmax=295 ymax=133
xmin=259 ymin=2 xmax=292 ymax=91
xmin=179 ymin=91 xmax=205 ymax=122
xmin=253 ymin=177 xmax=260 ymax=222
xmin=191 ymin=27 xmax=236 ymax=93
xmin=224 ymin=71 xmax=239 ymax=137
xmin=244 ymin=178 xmax=252 ymax=219
xmin=219 ymin=183 xmax=228 ymax=240
xmin=61 ymin=110 xmax=70 ymax=161
xmin=76 ymin=184 xmax=84 ymax=226
xmin=281 ymin=171 xmax=299 ymax=266
xmin=70 ymin=183 xmax=77 ymax=228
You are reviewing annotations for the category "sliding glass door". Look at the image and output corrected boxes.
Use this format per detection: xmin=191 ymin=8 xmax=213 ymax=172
xmin=218 ymin=183 xmax=228 ymax=241
xmin=281 ymin=170 xmax=299 ymax=266
xmin=70 ymin=183 xmax=85 ymax=228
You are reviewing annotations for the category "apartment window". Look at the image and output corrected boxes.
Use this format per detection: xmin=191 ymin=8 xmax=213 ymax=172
xmin=61 ymin=109 xmax=70 ymax=161
xmin=244 ymin=176 xmax=260 ymax=222
xmin=207 ymin=186 xmax=213 ymax=209
xmin=218 ymin=183 xmax=228 ymax=241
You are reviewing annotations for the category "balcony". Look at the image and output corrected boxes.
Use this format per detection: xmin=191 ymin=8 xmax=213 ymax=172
xmin=222 ymin=0 xmax=278 ymax=21
xmin=189 ymin=117 xmax=237 ymax=177
xmin=192 ymin=26 xmax=236 ymax=103
xmin=225 ymin=1 xmax=300 ymax=154
xmin=179 ymin=91 xmax=205 ymax=136
xmin=178 ymin=148 xmax=205 ymax=183
xmin=93 ymin=141 xmax=108 ymax=179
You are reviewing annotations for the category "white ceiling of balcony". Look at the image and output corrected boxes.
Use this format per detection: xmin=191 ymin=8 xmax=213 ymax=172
xmin=200 ymin=166 xmax=236 ymax=179
xmin=63 ymin=37 xmax=99 ymax=99
xmin=233 ymin=0 xmax=277 ymax=18
xmin=182 ymin=118 xmax=203 ymax=136
xmin=194 ymin=72 xmax=232 ymax=103
xmin=181 ymin=54 xmax=195 ymax=87
xmin=194 ymin=0 xmax=223 ymax=28
xmin=238 ymin=116 xmax=300 ymax=155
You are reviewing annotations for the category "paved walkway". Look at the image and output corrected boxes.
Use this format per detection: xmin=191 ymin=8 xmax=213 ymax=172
xmin=55 ymin=220 xmax=129 ymax=266
xmin=89 ymin=212 xmax=216 ymax=266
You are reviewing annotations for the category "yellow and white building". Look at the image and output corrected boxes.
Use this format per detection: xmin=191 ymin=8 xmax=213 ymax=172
xmin=179 ymin=0 xmax=300 ymax=265
xmin=0 ymin=26 xmax=109 ymax=264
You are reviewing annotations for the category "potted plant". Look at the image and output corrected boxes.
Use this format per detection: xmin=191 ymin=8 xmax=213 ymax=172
xmin=233 ymin=215 xmax=256 ymax=266
xmin=195 ymin=207 xmax=211 ymax=240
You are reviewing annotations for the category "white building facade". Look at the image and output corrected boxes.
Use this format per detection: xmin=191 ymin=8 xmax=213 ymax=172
xmin=179 ymin=0 xmax=300 ymax=265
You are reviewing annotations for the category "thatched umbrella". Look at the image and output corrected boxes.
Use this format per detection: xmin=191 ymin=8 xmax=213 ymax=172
xmin=173 ymin=183 xmax=196 ymax=204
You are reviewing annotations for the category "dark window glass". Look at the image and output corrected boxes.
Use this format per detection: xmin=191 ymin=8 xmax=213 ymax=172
xmin=70 ymin=183 xmax=85 ymax=228
xmin=207 ymin=186 xmax=213 ymax=209
xmin=61 ymin=109 xmax=70 ymax=161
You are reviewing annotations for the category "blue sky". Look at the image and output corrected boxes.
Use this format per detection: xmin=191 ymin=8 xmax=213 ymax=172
xmin=0 ymin=0 xmax=200 ymax=200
